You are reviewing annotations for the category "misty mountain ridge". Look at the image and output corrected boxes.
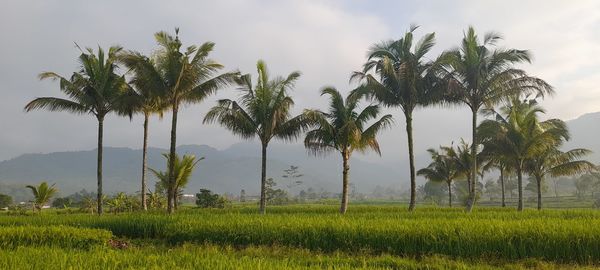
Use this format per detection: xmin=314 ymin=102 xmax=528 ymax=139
xmin=0 ymin=143 xmax=405 ymax=197
xmin=0 ymin=111 xmax=598 ymax=198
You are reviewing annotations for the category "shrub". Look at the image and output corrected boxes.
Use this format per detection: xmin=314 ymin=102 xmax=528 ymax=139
xmin=0 ymin=194 xmax=12 ymax=208
xmin=196 ymin=189 xmax=228 ymax=208
xmin=52 ymin=197 xmax=73 ymax=209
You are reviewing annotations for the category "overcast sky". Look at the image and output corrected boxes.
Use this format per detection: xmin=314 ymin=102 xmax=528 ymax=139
xmin=1 ymin=0 xmax=599 ymax=163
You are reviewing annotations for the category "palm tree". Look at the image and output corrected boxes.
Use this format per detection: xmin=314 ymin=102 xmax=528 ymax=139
xmin=438 ymin=27 xmax=553 ymax=211
xmin=304 ymin=88 xmax=393 ymax=214
xmin=526 ymin=148 xmax=595 ymax=210
xmin=126 ymin=29 xmax=238 ymax=213
xmin=418 ymin=147 xmax=463 ymax=207
xmin=479 ymin=98 xmax=568 ymax=211
xmin=150 ymin=153 xmax=203 ymax=210
xmin=352 ymin=25 xmax=443 ymax=211
xmin=26 ymin=182 xmax=58 ymax=212
xmin=25 ymin=46 xmax=135 ymax=214
xmin=118 ymin=51 xmax=169 ymax=211
xmin=204 ymin=60 xmax=309 ymax=214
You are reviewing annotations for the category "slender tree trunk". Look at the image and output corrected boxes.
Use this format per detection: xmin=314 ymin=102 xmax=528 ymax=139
xmin=340 ymin=150 xmax=350 ymax=214
xmin=465 ymin=109 xmax=478 ymax=212
xmin=406 ymin=112 xmax=417 ymax=212
xmin=466 ymin=175 xmax=471 ymax=195
xmin=259 ymin=143 xmax=268 ymax=214
xmin=447 ymin=181 xmax=452 ymax=207
xmin=167 ymin=104 xmax=178 ymax=214
xmin=517 ymin=165 xmax=524 ymax=211
xmin=500 ymin=167 xmax=506 ymax=207
xmin=141 ymin=113 xmax=149 ymax=211
xmin=97 ymin=116 xmax=104 ymax=215
xmin=536 ymin=175 xmax=542 ymax=210
xmin=174 ymin=190 xmax=178 ymax=210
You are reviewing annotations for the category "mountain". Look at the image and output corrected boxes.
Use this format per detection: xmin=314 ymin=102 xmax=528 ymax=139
xmin=0 ymin=143 xmax=404 ymax=198
xmin=0 ymin=112 xmax=597 ymax=199
xmin=564 ymin=112 xmax=600 ymax=163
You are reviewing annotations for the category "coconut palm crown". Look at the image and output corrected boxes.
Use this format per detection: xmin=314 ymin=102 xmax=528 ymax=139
xmin=204 ymin=60 xmax=310 ymax=214
xmin=24 ymin=46 xmax=135 ymax=214
xmin=351 ymin=25 xmax=444 ymax=211
xmin=125 ymin=29 xmax=239 ymax=213
xmin=438 ymin=26 xmax=554 ymax=211
xmin=304 ymin=87 xmax=393 ymax=214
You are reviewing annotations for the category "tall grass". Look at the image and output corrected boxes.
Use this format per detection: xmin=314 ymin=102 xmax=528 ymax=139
xmin=0 ymin=226 xmax=111 ymax=249
xmin=0 ymin=244 xmax=586 ymax=270
xmin=1 ymin=206 xmax=600 ymax=262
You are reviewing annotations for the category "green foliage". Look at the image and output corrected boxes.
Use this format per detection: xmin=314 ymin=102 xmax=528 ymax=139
xmin=195 ymin=189 xmax=228 ymax=208
xmin=51 ymin=197 xmax=72 ymax=209
xmin=106 ymin=192 xmax=140 ymax=213
xmin=0 ymin=194 xmax=12 ymax=208
xmin=25 ymin=182 xmax=58 ymax=212
xmin=151 ymin=153 xmax=202 ymax=209
xmin=264 ymin=178 xmax=290 ymax=205
xmin=0 ymin=226 xmax=111 ymax=249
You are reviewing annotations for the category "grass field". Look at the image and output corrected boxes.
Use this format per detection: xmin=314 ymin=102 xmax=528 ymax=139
xmin=1 ymin=204 xmax=600 ymax=269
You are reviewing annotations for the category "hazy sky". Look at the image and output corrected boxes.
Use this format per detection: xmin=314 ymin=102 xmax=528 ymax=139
xmin=1 ymin=0 xmax=599 ymax=163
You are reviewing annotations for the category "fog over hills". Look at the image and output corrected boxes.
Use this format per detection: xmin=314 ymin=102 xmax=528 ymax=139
xmin=0 ymin=112 xmax=597 ymax=198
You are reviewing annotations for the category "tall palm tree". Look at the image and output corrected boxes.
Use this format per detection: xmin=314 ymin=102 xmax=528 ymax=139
xmin=418 ymin=147 xmax=463 ymax=207
xmin=479 ymin=98 xmax=568 ymax=211
xmin=526 ymin=148 xmax=595 ymax=210
xmin=352 ymin=25 xmax=443 ymax=211
xmin=26 ymin=182 xmax=58 ymax=212
xmin=126 ymin=29 xmax=238 ymax=213
xmin=204 ymin=60 xmax=309 ymax=214
xmin=25 ymin=46 xmax=134 ymax=214
xmin=438 ymin=27 xmax=553 ymax=211
xmin=118 ymin=51 xmax=169 ymax=211
xmin=304 ymin=88 xmax=393 ymax=214
xmin=150 ymin=153 xmax=203 ymax=210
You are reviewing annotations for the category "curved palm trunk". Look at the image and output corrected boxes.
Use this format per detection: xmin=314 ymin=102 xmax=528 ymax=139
xmin=517 ymin=165 xmax=524 ymax=211
xmin=97 ymin=116 xmax=104 ymax=215
xmin=536 ymin=175 xmax=542 ymax=210
xmin=406 ymin=112 xmax=417 ymax=212
xmin=141 ymin=113 xmax=149 ymax=211
xmin=500 ymin=167 xmax=506 ymax=207
xmin=340 ymin=151 xmax=350 ymax=214
xmin=465 ymin=109 xmax=478 ymax=212
xmin=447 ymin=181 xmax=452 ymax=207
xmin=167 ymin=104 xmax=178 ymax=214
xmin=259 ymin=143 xmax=267 ymax=214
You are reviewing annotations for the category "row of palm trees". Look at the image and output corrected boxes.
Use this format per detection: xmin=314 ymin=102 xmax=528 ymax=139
xmin=419 ymin=98 xmax=596 ymax=210
xmin=25 ymin=25 xmax=569 ymax=214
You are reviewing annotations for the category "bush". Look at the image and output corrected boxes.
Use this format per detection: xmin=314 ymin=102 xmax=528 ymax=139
xmin=52 ymin=197 xmax=73 ymax=209
xmin=196 ymin=189 xmax=228 ymax=208
xmin=0 ymin=226 xmax=111 ymax=249
xmin=0 ymin=194 xmax=12 ymax=208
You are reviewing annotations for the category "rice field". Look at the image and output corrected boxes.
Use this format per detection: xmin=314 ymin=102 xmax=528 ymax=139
xmin=1 ymin=205 xmax=600 ymax=269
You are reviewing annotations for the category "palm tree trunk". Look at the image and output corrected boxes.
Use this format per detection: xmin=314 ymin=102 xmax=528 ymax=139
xmin=97 ymin=116 xmax=104 ymax=215
xmin=340 ymin=150 xmax=350 ymax=214
xmin=517 ymin=165 xmax=524 ymax=211
xmin=465 ymin=109 xmax=478 ymax=212
xmin=167 ymin=104 xmax=178 ymax=214
xmin=500 ymin=167 xmax=506 ymax=207
xmin=259 ymin=143 xmax=267 ymax=214
xmin=141 ymin=113 xmax=149 ymax=211
xmin=447 ymin=181 xmax=452 ymax=207
xmin=406 ymin=112 xmax=417 ymax=212
xmin=536 ymin=175 xmax=542 ymax=210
